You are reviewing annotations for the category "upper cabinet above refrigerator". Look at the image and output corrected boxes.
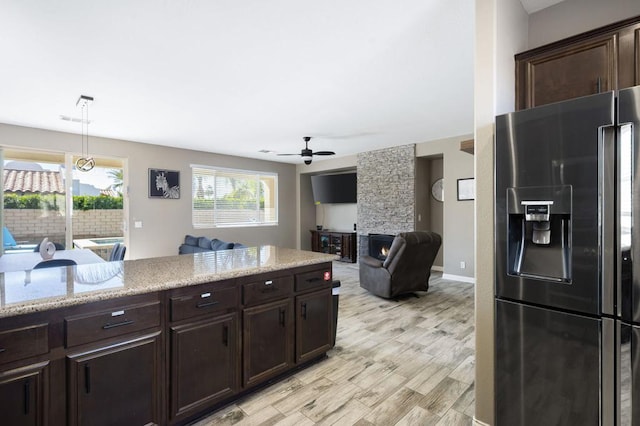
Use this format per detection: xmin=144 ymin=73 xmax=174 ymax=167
xmin=515 ymin=15 xmax=640 ymax=110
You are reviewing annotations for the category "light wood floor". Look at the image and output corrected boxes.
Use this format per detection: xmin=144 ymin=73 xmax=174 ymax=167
xmin=192 ymin=262 xmax=475 ymax=426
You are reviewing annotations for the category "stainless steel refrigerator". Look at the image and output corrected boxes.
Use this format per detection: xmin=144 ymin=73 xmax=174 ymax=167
xmin=495 ymin=85 xmax=640 ymax=425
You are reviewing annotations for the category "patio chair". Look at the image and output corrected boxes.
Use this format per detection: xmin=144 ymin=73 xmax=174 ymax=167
xmin=2 ymin=226 xmax=38 ymax=252
xmin=109 ymin=243 xmax=126 ymax=261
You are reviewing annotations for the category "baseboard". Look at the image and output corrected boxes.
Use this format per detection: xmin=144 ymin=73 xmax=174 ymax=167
xmin=431 ymin=265 xmax=443 ymax=272
xmin=442 ymin=273 xmax=476 ymax=284
xmin=473 ymin=417 xmax=491 ymax=426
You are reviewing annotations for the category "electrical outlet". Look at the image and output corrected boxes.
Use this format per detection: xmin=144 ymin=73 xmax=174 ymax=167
xmin=460 ymin=261 xmax=466 ymax=269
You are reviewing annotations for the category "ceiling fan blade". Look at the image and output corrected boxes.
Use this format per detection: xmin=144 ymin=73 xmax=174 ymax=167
xmin=276 ymin=153 xmax=301 ymax=156
xmin=313 ymin=151 xmax=336 ymax=156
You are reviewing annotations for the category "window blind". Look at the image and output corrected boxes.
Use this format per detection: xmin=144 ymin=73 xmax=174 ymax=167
xmin=191 ymin=165 xmax=278 ymax=228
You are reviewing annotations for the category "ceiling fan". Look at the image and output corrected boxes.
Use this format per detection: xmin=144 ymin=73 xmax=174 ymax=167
xmin=278 ymin=136 xmax=335 ymax=165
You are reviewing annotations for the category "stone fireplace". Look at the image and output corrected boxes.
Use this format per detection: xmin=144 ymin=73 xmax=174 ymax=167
xmin=357 ymin=144 xmax=416 ymax=258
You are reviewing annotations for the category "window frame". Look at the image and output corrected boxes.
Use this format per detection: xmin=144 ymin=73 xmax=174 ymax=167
xmin=191 ymin=164 xmax=278 ymax=229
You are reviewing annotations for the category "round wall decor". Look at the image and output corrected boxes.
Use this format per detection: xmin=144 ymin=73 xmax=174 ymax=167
xmin=431 ymin=178 xmax=444 ymax=202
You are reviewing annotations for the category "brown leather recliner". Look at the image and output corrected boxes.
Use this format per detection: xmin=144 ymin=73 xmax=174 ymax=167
xmin=359 ymin=231 xmax=442 ymax=299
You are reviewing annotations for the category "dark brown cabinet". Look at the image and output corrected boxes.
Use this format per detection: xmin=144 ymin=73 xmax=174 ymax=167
xmin=169 ymin=313 xmax=238 ymax=421
xmin=242 ymin=298 xmax=294 ymax=387
xmin=167 ymin=280 xmax=239 ymax=423
xmin=310 ymin=230 xmax=357 ymax=263
xmin=516 ymin=16 xmax=640 ymax=110
xmin=0 ymin=261 xmax=334 ymax=426
xmin=67 ymin=332 xmax=162 ymax=426
xmin=0 ymin=361 xmax=49 ymax=426
xmin=295 ymin=288 xmax=332 ymax=363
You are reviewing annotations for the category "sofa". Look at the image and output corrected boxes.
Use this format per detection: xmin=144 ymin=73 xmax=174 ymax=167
xmin=178 ymin=235 xmax=245 ymax=254
xmin=359 ymin=231 xmax=442 ymax=299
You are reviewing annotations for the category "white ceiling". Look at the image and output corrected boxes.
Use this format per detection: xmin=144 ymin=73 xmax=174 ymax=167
xmin=0 ymin=1 xmax=551 ymax=165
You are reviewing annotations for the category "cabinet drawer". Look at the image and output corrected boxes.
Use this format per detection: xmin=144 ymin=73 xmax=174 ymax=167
xmin=65 ymin=301 xmax=160 ymax=348
xmin=170 ymin=286 xmax=238 ymax=322
xmin=243 ymin=276 xmax=293 ymax=306
xmin=295 ymin=268 xmax=332 ymax=293
xmin=0 ymin=324 xmax=48 ymax=365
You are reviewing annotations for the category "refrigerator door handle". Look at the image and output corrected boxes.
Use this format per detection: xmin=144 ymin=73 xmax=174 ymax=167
xmin=602 ymin=318 xmax=615 ymax=426
xmin=601 ymin=125 xmax=616 ymax=317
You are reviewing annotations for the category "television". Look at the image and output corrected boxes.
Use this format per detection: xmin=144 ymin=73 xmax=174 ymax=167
xmin=311 ymin=173 xmax=357 ymax=204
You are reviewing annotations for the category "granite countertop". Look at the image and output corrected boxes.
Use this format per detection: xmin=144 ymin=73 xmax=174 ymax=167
xmin=0 ymin=246 xmax=337 ymax=319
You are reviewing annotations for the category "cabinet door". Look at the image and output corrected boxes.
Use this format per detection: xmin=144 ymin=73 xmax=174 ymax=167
xmin=170 ymin=313 xmax=238 ymax=421
xmin=516 ymin=33 xmax=617 ymax=109
xmin=330 ymin=234 xmax=342 ymax=257
xmin=243 ymin=299 xmax=293 ymax=387
xmin=296 ymin=289 xmax=332 ymax=363
xmin=0 ymin=361 xmax=49 ymax=426
xmin=67 ymin=333 xmax=161 ymax=426
xmin=319 ymin=233 xmax=331 ymax=254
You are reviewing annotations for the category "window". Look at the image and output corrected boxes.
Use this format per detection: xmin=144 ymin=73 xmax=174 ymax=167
xmin=191 ymin=165 xmax=277 ymax=228
xmin=2 ymin=148 xmax=125 ymax=259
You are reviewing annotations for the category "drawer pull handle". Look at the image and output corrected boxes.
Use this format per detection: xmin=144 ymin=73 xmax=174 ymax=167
xmin=265 ymin=280 xmax=273 ymax=285
xmin=84 ymin=363 xmax=91 ymax=394
xmin=201 ymin=292 xmax=211 ymax=298
xmin=197 ymin=301 xmax=219 ymax=309
xmin=302 ymin=302 xmax=307 ymax=319
xmin=102 ymin=319 xmax=134 ymax=330
xmin=0 ymin=348 xmax=5 ymax=354
xmin=223 ymin=324 xmax=229 ymax=347
xmin=279 ymin=308 xmax=285 ymax=326
xmin=306 ymin=277 xmax=321 ymax=283
xmin=24 ymin=379 xmax=30 ymax=414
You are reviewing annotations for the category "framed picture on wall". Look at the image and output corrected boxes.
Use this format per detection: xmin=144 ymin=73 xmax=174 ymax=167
xmin=149 ymin=169 xmax=180 ymax=199
xmin=457 ymin=178 xmax=475 ymax=201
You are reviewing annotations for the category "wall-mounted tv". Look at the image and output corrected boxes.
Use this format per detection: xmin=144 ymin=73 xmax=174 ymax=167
xmin=311 ymin=173 xmax=357 ymax=204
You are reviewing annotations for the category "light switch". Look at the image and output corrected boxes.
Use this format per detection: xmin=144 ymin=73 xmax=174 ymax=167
xmin=134 ymin=221 xmax=143 ymax=229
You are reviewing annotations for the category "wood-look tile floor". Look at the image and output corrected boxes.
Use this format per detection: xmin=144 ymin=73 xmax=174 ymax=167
xmin=191 ymin=262 xmax=475 ymax=426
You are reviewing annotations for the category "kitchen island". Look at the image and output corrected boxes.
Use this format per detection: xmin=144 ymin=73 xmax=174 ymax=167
xmin=0 ymin=246 xmax=337 ymax=425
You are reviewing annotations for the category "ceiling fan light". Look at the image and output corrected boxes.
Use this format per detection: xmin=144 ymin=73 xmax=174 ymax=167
xmin=302 ymin=155 xmax=313 ymax=165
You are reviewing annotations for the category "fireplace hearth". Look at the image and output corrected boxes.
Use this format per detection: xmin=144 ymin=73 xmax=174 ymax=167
xmin=368 ymin=233 xmax=395 ymax=260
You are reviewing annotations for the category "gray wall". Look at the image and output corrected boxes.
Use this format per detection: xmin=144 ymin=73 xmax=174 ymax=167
xmin=0 ymin=123 xmax=298 ymax=260
xmin=429 ymin=158 xmax=444 ymax=268
xmin=415 ymin=156 xmax=444 ymax=268
xmin=416 ymin=136 xmax=473 ymax=279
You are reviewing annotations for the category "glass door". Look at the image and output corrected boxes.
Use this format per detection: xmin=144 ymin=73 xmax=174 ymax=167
xmin=2 ymin=149 xmax=66 ymax=253
xmin=69 ymin=155 xmax=124 ymax=260
xmin=2 ymin=148 xmax=125 ymax=260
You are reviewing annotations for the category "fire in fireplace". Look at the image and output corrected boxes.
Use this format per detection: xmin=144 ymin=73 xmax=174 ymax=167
xmin=368 ymin=233 xmax=395 ymax=260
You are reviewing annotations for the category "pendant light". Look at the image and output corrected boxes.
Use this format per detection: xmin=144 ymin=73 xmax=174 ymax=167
xmin=75 ymin=94 xmax=95 ymax=172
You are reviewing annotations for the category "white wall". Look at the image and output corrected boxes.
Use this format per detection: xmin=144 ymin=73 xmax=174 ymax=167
xmin=315 ymin=203 xmax=356 ymax=231
xmin=0 ymin=123 xmax=298 ymax=260
xmin=528 ymin=0 xmax=640 ymax=49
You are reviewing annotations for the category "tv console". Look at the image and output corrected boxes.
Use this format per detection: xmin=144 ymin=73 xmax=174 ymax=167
xmin=310 ymin=230 xmax=357 ymax=263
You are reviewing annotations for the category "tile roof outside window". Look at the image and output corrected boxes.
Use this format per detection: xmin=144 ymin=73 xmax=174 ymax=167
xmin=3 ymin=169 xmax=65 ymax=194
